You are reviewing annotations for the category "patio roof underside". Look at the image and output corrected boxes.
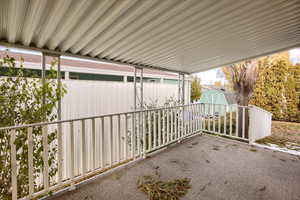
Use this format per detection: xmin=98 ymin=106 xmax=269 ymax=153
xmin=0 ymin=0 xmax=299 ymax=74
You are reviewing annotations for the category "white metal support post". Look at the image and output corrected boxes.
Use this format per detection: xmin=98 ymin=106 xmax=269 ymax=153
xmin=41 ymin=52 xmax=64 ymax=186
xmin=133 ymin=67 xmax=144 ymax=157
xmin=41 ymin=52 xmax=62 ymax=120
xmin=178 ymin=73 xmax=185 ymax=142
xmin=42 ymin=53 xmax=46 ymax=120
xmin=56 ymin=55 xmax=63 ymax=186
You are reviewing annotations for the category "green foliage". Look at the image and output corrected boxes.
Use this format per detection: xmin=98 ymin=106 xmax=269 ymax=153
xmin=250 ymin=58 xmax=300 ymax=122
xmin=191 ymin=76 xmax=201 ymax=102
xmin=0 ymin=55 xmax=66 ymax=199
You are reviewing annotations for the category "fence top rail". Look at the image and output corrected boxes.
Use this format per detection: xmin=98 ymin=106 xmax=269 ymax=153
xmin=248 ymin=104 xmax=272 ymax=115
xmin=0 ymin=103 xmax=194 ymax=131
xmin=0 ymin=103 xmax=250 ymax=131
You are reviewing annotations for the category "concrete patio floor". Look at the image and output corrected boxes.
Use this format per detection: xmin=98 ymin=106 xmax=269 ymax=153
xmin=51 ymin=134 xmax=300 ymax=200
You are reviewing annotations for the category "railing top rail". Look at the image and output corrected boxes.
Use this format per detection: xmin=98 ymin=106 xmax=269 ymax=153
xmin=0 ymin=103 xmax=198 ymax=131
xmin=0 ymin=103 xmax=250 ymax=131
xmin=248 ymin=104 xmax=272 ymax=115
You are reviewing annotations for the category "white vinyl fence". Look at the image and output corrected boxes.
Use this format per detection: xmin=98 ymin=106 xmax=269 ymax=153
xmin=248 ymin=105 xmax=272 ymax=144
xmin=60 ymin=80 xmax=189 ymax=184
xmin=61 ymin=80 xmax=190 ymax=119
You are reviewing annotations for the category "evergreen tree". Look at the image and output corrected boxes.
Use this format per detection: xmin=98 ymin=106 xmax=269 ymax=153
xmin=250 ymin=55 xmax=300 ymax=122
xmin=285 ymin=64 xmax=300 ymax=122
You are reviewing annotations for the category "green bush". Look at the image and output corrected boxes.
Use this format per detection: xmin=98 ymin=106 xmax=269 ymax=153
xmin=0 ymin=55 xmax=66 ymax=199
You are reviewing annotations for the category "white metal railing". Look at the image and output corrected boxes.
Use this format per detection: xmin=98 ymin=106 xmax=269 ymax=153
xmin=1 ymin=103 xmax=250 ymax=200
xmin=200 ymin=104 xmax=250 ymax=142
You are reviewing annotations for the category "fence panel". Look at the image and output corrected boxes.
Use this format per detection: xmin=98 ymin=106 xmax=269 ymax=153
xmin=248 ymin=105 xmax=272 ymax=143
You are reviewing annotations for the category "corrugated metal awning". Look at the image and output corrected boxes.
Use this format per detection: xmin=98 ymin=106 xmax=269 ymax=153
xmin=0 ymin=0 xmax=299 ymax=74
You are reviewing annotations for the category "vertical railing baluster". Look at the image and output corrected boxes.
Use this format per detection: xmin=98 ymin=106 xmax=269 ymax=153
xmin=175 ymin=108 xmax=178 ymax=139
xmin=143 ymin=111 xmax=146 ymax=156
xmin=42 ymin=125 xmax=49 ymax=192
xmin=218 ymin=104 xmax=221 ymax=133
xmin=194 ymin=104 xmax=197 ymax=132
xmin=236 ymin=105 xmax=239 ymax=137
xmin=57 ymin=123 xmax=63 ymax=185
xmin=200 ymin=104 xmax=202 ymax=130
xmin=10 ymin=129 xmax=17 ymax=200
xmin=163 ymin=109 xmax=166 ymax=144
xmin=28 ymin=127 xmax=34 ymax=197
xmin=191 ymin=104 xmax=195 ymax=133
xmin=167 ymin=108 xmax=170 ymax=143
xmin=186 ymin=105 xmax=189 ymax=135
xmin=148 ymin=111 xmax=152 ymax=151
xmin=195 ymin=104 xmax=198 ymax=131
xmin=202 ymin=104 xmax=206 ymax=131
xmin=189 ymin=104 xmax=194 ymax=134
xmin=109 ymin=116 xmax=113 ymax=166
xmin=154 ymin=111 xmax=157 ymax=148
xmin=184 ymin=106 xmax=187 ymax=135
xmin=70 ymin=121 xmax=75 ymax=188
xmin=92 ymin=118 xmax=96 ymax=169
xmin=81 ymin=120 xmax=86 ymax=174
xmin=117 ymin=114 xmax=121 ymax=163
xmin=208 ymin=104 xmax=211 ymax=132
xmin=158 ymin=110 xmax=162 ymax=146
xmin=189 ymin=105 xmax=192 ymax=134
xmin=224 ymin=105 xmax=227 ymax=135
xmin=242 ymin=107 xmax=245 ymax=138
xmin=124 ymin=114 xmax=128 ymax=160
xmin=131 ymin=113 xmax=135 ymax=159
xmin=182 ymin=106 xmax=185 ymax=137
xmin=101 ymin=117 xmax=104 ymax=168
xmin=137 ymin=113 xmax=140 ymax=157
xmin=230 ymin=105 xmax=233 ymax=136
xmin=195 ymin=104 xmax=197 ymax=132
xmin=213 ymin=104 xmax=216 ymax=132
xmin=197 ymin=104 xmax=200 ymax=131
xmin=171 ymin=108 xmax=174 ymax=140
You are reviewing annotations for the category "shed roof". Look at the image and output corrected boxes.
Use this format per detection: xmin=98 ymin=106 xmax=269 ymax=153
xmin=0 ymin=0 xmax=299 ymax=74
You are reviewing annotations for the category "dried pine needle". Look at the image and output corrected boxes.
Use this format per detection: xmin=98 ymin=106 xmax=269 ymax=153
xmin=137 ymin=176 xmax=191 ymax=200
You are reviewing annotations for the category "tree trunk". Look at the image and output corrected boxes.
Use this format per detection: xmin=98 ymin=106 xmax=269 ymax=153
xmin=237 ymin=94 xmax=249 ymax=138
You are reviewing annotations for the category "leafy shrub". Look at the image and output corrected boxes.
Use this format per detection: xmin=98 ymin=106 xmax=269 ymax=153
xmin=0 ymin=55 xmax=66 ymax=199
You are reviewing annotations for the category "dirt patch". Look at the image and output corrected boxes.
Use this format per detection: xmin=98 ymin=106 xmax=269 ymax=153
xmin=137 ymin=176 xmax=191 ymax=200
xmin=270 ymin=121 xmax=300 ymax=144
xmin=259 ymin=186 xmax=267 ymax=192
xmin=256 ymin=121 xmax=300 ymax=150
xmin=212 ymin=145 xmax=220 ymax=151
xmin=249 ymin=148 xmax=257 ymax=152
xmin=200 ymin=181 xmax=211 ymax=192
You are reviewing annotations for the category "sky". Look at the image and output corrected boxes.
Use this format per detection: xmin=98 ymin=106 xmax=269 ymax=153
xmin=196 ymin=48 xmax=300 ymax=85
